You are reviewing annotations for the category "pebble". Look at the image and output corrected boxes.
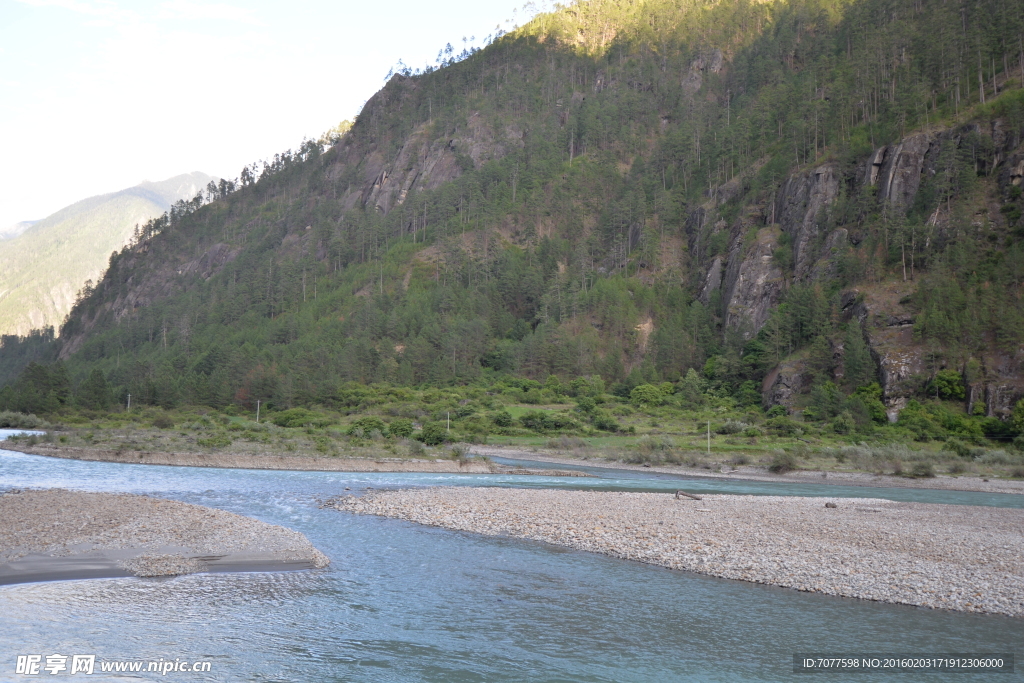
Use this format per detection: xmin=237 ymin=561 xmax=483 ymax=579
xmin=330 ymin=488 xmax=1024 ymax=617
xmin=0 ymin=489 xmax=329 ymax=577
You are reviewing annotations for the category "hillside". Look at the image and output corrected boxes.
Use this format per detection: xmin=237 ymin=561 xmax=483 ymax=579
xmin=0 ymin=172 xmax=215 ymax=337
xmin=2 ymin=0 xmax=1024 ymax=447
xmin=0 ymin=221 xmax=38 ymax=242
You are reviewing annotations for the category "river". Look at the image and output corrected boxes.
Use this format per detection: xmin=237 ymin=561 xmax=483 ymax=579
xmin=1 ymin=434 xmax=1021 ymax=681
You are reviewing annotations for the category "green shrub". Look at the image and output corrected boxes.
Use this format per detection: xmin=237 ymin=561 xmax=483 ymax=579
xmin=768 ymin=451 xmax=798 ymax=473
xmin=152 ymin=414 xmax=174 ymax=429
xmin=947 ymin=461 xmax=968 ymax=474
xmin=944 ymin=438 xmax=976 ymax=459
xmin=574 ymin=397 xmax=596 ymax=413
xmin=417 ymin=422 xmax=448 ymax=446
xmin=897 ymin=401 xmax=945 ymax=441
xmin=853 ymin=383 xmax=887 ymax=423
xmin=734 ymin=381 xmax=762 ymax=407
xmin=832 ymin=411 xmax=856 ymax=434
xmin=928 ymin=370 xmax=965 ymax=400
xmin=492 ymin=410 xmax=513 ymax=427
xmin=807 ymin=381 xmax=844 ymax=420
xmin=591 ymin=412 xmax=621 ymax=432
xmin=910 ymin=461 xmax=935 ymax=478
xmin=272 ymin=408 xmax=332 ymax=428
xmin=0 ymin=411 xmax=50 ymax=429
xmin=766 ymin=405 xmax=787 ymax=418
xmin=388 ymin=418 xmax=413 ymax=438
xmin=981 ymin=417 xmax=1015 ymax=440
xmin=1013 ymin=399 xmax=1024 ymax=434
xmin=765 ymin=416 xmax=801 ymax=436
xmin=449 ymin=444 xmax=470 ymax=462
xmin=630 ymin=384 xmax=664 ymax=407
xmin=197 ymin=433 xmax=233 ymax=449
xmin=519 ymin=410 xmax=580 ymax=432
xmin=635 ymin=436 xmax=673 ymax=455
xmin=715 ymin=420 xmax=747 ymax=435
xmin=977 ymin=450 xmax=1016 ymax=465
xmin=347 ymin=416 xmax=388 ymax=437
xmin=522 ymin=389 xmax=545 ymax=404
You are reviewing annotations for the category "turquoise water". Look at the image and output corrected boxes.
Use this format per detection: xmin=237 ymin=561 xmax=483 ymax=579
xmin=1 ymin=437 xmax=1021 ymax=681
xmin=487 ymin=455 xmax=1024 ymax=508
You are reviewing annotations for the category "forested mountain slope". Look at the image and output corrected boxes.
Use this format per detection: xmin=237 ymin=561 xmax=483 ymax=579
xmin=2 ymin=0 xmax=1024 ymax=437
xmin=0 ymin=172 xmax=215 ymax=337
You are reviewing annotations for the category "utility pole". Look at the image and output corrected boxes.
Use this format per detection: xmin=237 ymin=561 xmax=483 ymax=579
xmin=707 ymin=420 xmax=711 ymax=455
xmin=127 ymin=393 xmax=131 ymax=411
xmin=256 ymin=400 xmax=261 ymax=424
xmin=447 ymin=412 xmax=451 ymax=432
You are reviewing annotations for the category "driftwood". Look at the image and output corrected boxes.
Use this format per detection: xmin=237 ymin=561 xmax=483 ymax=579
xmin=674 ymin=490 xmax=703 ymax=501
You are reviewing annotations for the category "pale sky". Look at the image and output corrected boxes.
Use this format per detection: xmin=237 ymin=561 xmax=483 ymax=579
xmin=0 ymin=0 xmax=542 ymax=229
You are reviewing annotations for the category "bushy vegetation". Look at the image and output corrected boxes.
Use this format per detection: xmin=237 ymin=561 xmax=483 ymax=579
xmin=1 ymin=0 xmax=1023 ymax=472
xmin=0 ymin=411 xmax=50 ymax=429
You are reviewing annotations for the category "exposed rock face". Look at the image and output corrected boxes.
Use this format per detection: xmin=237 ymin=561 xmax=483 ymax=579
xmin=873 ymin=132 xmax=933 ymax=209
xmin=762 ymin=357 xmax=812 ymax=409
xmin=998 ymin=151 xmax=1024 ymax=190
xmin=979 ymin=350 xmax=1024 ymax=420
xmin=776 ymin=164 xmax=840 ymax=280
xmin=868 ymin=324 xmax=926 ymax=422
xmin=681 ymin=48 xmax=723 ymax=95
xmin=723 ymin=227 xmax=784 ymax=336
xmin=699 ymin=256 xmax=723 ymax=303
xmin=864 ymin=146 xmax=886 ymax=186
xmin=844 ymin=284 xmax=927 ymax=421
xmin=843 ymin=285 xmax=1024 ymax=422
xmin=750 ymin=117 xmax=1024 ymax=420
xmin=336 ymin=112 xmax=516 ymax=218
xmin=184 ymin=243 xmax=240 ymax=281
xmin=357 ymin=133 xmax=460 ymax=215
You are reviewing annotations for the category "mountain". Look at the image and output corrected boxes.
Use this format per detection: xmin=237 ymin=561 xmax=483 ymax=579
xmin=0 ymin=172 xmax=216 ymax=337
xmin=2 ymin=0 xmax=1024 ymax=440
xmin=0 ymin=221 xmax=39 ymax=241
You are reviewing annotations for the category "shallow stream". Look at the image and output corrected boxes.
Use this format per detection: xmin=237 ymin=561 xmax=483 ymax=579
xmin=1 ymin=434 xmax=1020 ymax=681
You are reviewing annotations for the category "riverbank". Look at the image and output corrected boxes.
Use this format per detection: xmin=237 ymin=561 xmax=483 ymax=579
xmin=332 ymin=487 xmax=1024 ymax=617
xmin=0 ymin=441 xmax=595 ymax=476
xmin=472 ymin=446 xmax=1024 ymax=495
xmin=0 ymin=489 xmax=330 ymax=585
xmin=0 ymin=441 xmax=494 ymax=473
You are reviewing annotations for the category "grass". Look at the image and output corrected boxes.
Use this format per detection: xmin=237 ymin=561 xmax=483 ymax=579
xmin=4 ymin=393 xmax=1023 ymax=480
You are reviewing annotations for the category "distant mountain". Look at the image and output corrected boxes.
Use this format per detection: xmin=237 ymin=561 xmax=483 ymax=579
xmin=3 ymin=0 xmax=1024 ymax=437
xmin=0 ymin=221 xmax=38 ymax=242
xmin=0 ymin=172 xmax=215 ymax=336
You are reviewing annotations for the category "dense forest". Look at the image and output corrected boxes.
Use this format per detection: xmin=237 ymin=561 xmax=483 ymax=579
xmin=2 ymin=0 xmax=1024 ymax=446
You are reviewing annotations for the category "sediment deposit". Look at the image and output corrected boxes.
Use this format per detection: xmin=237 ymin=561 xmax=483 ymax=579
xmin=333 ymin=487 xmax=1024 ymax=617
xmin=0 ymin=488 xmax=329 ymax=584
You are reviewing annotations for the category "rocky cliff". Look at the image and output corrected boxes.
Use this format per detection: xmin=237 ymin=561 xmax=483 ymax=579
xmin=737 ymin=116 xmax=1024 ymax=418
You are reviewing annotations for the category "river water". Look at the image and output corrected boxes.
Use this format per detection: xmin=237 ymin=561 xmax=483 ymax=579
xmin=1 ymin=433 xmax=1021 ymax=681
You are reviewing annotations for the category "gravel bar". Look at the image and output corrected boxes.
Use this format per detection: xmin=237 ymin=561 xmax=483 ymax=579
xmin=3 ymin=443 xmax=496 ymax=472
xmin=332 ymin=487 xmax=1024 ymax=617
xmin=472 ymin=447 xmax=1024 ymax=494
xmin=0 ymin=489 xmax=329 ymax=584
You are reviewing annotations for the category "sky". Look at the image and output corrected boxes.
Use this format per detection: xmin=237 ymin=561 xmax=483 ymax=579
xmin=0 ymin=0 xmax=544 ymax=230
